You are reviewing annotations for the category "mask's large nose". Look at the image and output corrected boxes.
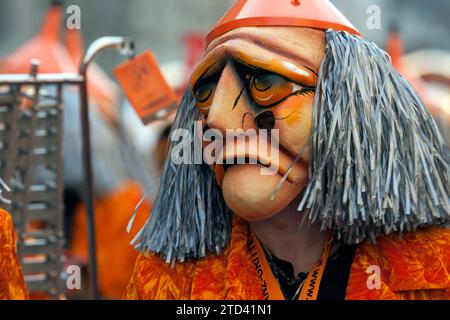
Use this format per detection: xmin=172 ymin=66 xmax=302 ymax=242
xmin=206 ymin=62 xmax=255 ymax=132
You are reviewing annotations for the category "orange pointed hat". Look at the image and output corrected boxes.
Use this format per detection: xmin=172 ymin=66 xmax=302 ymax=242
xmin=206 ymin=0 xmax=361 ymax=46
xmin=0 ymin=4 xmax=76 ymax=74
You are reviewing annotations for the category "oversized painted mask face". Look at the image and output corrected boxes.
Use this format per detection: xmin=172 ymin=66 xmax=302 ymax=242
xmin=190 ymin=27 xmax=325 ymax=221
xmin=135 ymin=3 xmax=449 ymax=264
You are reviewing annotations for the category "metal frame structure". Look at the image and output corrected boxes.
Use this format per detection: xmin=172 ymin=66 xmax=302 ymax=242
xmin=0 ymin=37 xmax=135 ymax=299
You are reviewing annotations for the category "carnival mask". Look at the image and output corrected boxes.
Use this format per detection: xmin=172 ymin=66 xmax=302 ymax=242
xmin=190 ymin=27 xmax=325 ymax=221
xmin=134 ymin=0 xmax=450 ymax=263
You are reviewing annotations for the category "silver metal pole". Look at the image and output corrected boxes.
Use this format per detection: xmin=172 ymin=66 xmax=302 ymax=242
xmin=78 ymin=37 xmax=135 ymax=300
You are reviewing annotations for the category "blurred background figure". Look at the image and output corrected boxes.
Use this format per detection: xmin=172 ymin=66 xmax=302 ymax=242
xmin=386 ymin=24 xmax=450 ymax=145
xmin=0 ymin=0 xmax=448 ymax=299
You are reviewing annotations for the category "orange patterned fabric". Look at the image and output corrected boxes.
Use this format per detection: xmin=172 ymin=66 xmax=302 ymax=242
xmin=124 ymin=215 xmax=450 ymax=300
xmin=0 ymin=208 xmax=28 ymax=300
xmin=71 ymin=182 xmax=150 ymax=299
xmin=124 ymin=215 xmax=264 ymax=300
xmin=347 ymin=227 xmax=450 ymax=300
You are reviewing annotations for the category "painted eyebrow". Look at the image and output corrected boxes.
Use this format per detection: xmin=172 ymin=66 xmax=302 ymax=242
xmin=196 ymin=63 xmax=218 ymax=85
xmin=191 ymin=38 xmax=322 ymax=92
xmin=193 ymin=55 xmax=318 ymax=90
xmin=303 ymin=65 xmax=318 ymax=77
xmin=234 ymin=57 xmax=318 ymax=82
xmin=191 ymin=61 xmax=227 ymax=95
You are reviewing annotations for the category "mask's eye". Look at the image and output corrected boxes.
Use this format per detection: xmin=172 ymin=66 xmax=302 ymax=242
xmin=250 ymin=73 xmax=295 ymax=107
xmin=195 ymin=81 xmax=216 ymax=115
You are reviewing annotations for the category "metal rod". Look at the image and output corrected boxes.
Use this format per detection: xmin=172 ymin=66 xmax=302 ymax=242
xmin=0 ymin=73 xmax=84 ymax=85
xmin=79 ymin=78 xmax=97 ymax=299
xmin=78 ymin=36 xmax=135 ymax=300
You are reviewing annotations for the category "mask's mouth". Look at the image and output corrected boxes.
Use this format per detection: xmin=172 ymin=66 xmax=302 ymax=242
xmin=213 ymin=139 xmax=308 ymax=187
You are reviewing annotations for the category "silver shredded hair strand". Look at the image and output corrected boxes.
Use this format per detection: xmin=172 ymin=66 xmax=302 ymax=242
xmin=132 ymin=90 xmax=232 ymax=264
xmin=298 ymin=30 xmax=450 ymax=244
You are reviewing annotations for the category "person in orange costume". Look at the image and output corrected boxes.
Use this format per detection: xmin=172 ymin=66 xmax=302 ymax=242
xmin=71 ymin=183 xmax=150 ymax=299
xmin=70 ymin=122 xmax=173 ymax=299
xmin=0 ymin=209 xmax=28 ymax=300
xmin=125 ymin=0 xmax=450 ymax=300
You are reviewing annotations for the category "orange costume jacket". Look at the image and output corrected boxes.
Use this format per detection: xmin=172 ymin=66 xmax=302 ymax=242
xmin=124 ymin=215 xmax=450 ymax=300
xmin=0 ymin=208 xmax=28 ymax=300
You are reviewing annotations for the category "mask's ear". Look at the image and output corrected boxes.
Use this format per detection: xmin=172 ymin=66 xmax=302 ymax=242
xmin=132 ymin=90 xmax=231 ymax=264
xmin=299 ymin=30 xmax=450 ymax=244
